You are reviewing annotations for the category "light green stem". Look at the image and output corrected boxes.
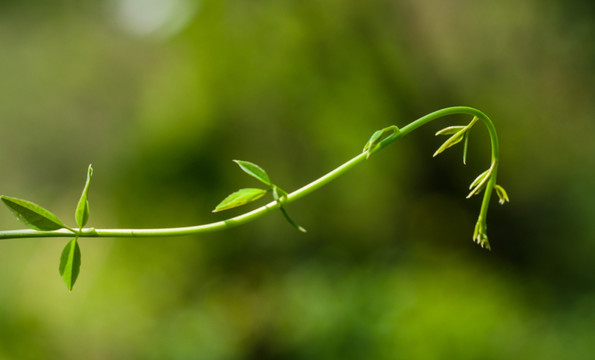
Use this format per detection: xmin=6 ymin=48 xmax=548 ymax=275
xmin=0 ymin=106 xmax=499 ymax=241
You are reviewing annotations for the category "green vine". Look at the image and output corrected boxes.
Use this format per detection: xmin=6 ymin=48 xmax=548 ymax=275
xmin=0 ymin=106 xmax=508 ymax=291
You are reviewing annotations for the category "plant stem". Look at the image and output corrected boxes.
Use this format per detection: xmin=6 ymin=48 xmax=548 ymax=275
xmin=0 ymin=106 xmax=499 ymax=241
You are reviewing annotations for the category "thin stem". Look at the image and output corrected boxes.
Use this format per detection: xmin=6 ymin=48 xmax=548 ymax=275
xmin=0 ymin=106 xmax=499 ymax=241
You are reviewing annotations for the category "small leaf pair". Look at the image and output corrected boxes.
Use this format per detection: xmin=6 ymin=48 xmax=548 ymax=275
xmin=363 ymin=125 xmax=400 ymax=159
xmin=467 ymin=165 xmax=494 ymax=199
xmin=214 ymin=160 xmax=306 ymax=232
xmin=467 ymin=164 xmax=510 ymax=208
xmin=0 ymin=165 xmax=94 ymax=233
xmin=212 ymin=160 xmax=272 ymax=213
xmin=467 ymin=163 xmax=510 ymax=205
xmin=494 ymin=184 xmax=510 ymax=205
xmin=433 ymin=116 xmax=478 ymax=164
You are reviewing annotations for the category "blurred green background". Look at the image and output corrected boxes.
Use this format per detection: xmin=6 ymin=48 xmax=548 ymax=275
xmin=1 ymin=0 xmax=594 ymax=359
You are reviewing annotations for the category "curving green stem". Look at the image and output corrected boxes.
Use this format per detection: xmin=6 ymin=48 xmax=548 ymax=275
xmin=0 ymin=106 xmax=500 ymax=247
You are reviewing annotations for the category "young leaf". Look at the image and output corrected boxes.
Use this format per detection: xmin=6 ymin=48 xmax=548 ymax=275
xmin=494 ymin=184 xmax=510 ymax=205
xmin=468 ymin=169 xmax=491 ymax=190
xmin=363 ymin=125 xmax=399 ymax=159
xmin=462 ymin=131 xmax=470 ymax=165
xmin=1 ymin=195 xmax=68 ymax=231
xmin=233 ymin=160 xmax=272 ymax=186
xmin=435 ymin=125 xmax=465 ymax=136
xmin=272 ymin=186 xmax=288 ymax=200
xmin=59 ymin=238 xmax=81 ymax=291
xmin=279 ymin=206 xmax=307 ymax=233
xmin=213 ymin=188 xmax=268 ymax=212
xmin=433 ymin=129 xmax=467 ymax=157
xmin=273 ymin=187 xmax=307 ymax=233
xmin=473 ymin=221 xmax=491 ymax=250
xmin=75 ymin=164 xmax=93 ymax=229
xmin=363 ymin=129 xmax=383 ymax=153
xmin=467 ymin=169 xmax=492 ymax=198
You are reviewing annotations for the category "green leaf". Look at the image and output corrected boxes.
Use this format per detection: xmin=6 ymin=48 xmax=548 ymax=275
xmin=467 ymin=169 xmax=491 ymax=198
xmin=75 ymin=164 xmax=93 ymax=229
xmin=363 ymin=129 xmax=383 ymax=153
xmin=494 ymin=184 xmax=510 ymax=205
xmin=59 ymin=238 xmax=81 ymax=291
xmin=473 ymin=221 xmax=491 ymax=250
xmin=469 ymin=169 xmax=491 ymax=190
xmin=462 ymin=131 xmax=470 ymax=165
xmin=433 ymin=129 xmax=466 ymax=157
xmin=363 ymin=125 xmax=399 ymax=159
xmin=213 ymin=188 xmax=268 ymax=212
xmin=1 ymin=195 xmax=68 ymax=231
xmin=435 ymin=125 xmax=465 ymax=136
xmin=273 ymin=187 xmax=307 ymax=233
xmin=233 ymin=160 xmax=272 ymax=186
xmin=279 ymin=206 xmax=307 ymax=233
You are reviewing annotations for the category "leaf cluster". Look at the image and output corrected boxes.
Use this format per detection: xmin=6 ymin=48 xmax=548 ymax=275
xmin=214 ymin=160 xmax=306 ymax=233
xmin=433 ymin=118 xmax=510 ymax=204
xmin=432 ymin=116 xmax=510 ymax=250
xmin=432 ymin=117 xmax=478 ymax=164
xmin=1 ymin=164 xmax=93 ymax=291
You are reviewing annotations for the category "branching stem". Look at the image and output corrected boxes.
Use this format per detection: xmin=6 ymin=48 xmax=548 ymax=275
xmin=0 ymin=106 xmax=500 ymax=242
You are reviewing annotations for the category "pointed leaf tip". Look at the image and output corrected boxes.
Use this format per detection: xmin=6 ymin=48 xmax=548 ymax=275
xmin=363 ymin=126 xmax=400 ymax=158
xmin=213 ymin=188 xmax=268 ymax=212
xmin=59 ymin=238 xmax=81 ymax=291
xmin=272 ymin=186 xmax=307 ymax=233
xmin=75 ymin=164 xmax=94 ymax=229
xmin=433 ymin=130 xmax=466 ymax=157
xmin=473 ymin=222 xmax=491 ymax=250
xmin=467 ymin=164 xmax=495 ymax=198
xmin=363 ymin=129 xmax=383 ymax=153
xmin=494 ymin=184 xmax=510 ymax=205
xmin=279 ymin=204 xmax=307 ymax=233
xmin=435 ymin=125 xmax=465 ymax=136
xmin=1 ymin=195 xmax=67 ymax=231
xmin=233 ymin=160 xmax=272 ymax=186
xmin=462 ymin=131 xmax=470 ymax=165
xmin=469 ymin=169 xmax=491 ymax=190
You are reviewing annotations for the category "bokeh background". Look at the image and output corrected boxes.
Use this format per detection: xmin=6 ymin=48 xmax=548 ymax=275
xmin=1 ymin=0 xmax=594 ymax=359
